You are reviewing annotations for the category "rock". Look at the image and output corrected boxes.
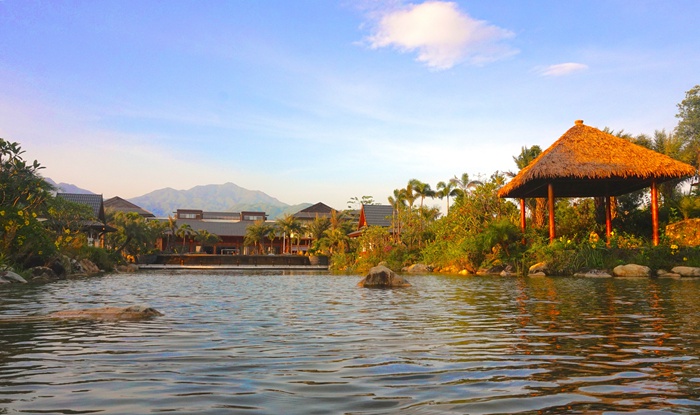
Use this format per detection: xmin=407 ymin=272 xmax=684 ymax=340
xmin=529 ymin=262 xmax=548 ymax=276
xmin=477 ymin=265 xmax=505 ymax=275
xmin=0 ymin=270 xmax=28 ymax=284
xmin=77 ymin=259 xmax=100 ymax=275
xmin=613 ymin=264 xmax=651 ymax=278
xmin=500 ymin=265 xmax=516 ymax=277
xmin=48 ymin=305 xmax=163 ymax=321
xmin=671 ymin=266 xmax=700 ymax=277
xmin=574 ymin=269 xmax=613 ymax=278
xmin=358 ymin=265 xmax=411 ymax=288
xmin=529 ymin=271 xmax=546 ymax=277
xmin=30 ymin=266 xmax=63 ymax=282
xmin=402 ymin=263 xmax=431 ymax=273
xmin=657 ymin=269 xmax=682 ymax=279
xmin=116 ymin=264 xmax=139 ymax=273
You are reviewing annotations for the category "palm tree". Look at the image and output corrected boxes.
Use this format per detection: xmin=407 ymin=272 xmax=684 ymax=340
xmin=266 ymin=225 xmax=278 ymax=254
xmin=175 ymin=224 xmax=195 ymax=253
xmin=244 ymin=219 xmax=268 ymax=254
xmin=276 ymin=214 xmax=302 ymax=254
xmin=436 ymin=180 xmax=459 ymax=213
xmin=306 ymin=215 xmax=331 ymax=252
xmin=194 ymin=229 xmax=221 ymax=253
xmin=450 ymin=173 xmax=482 ymax=201
xmin=388 ymin=188 xmax=407 ymax=243
xmin=322 ymin=210 xmax=350 ymax=254
xmin=410 ymin=179 xmax=435 ymax=212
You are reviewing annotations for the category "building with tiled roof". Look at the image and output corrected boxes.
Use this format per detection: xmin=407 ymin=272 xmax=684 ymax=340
xmin=55 ymin=193 xmax=115 ymax=246
xmin=104 ymin=196 xmax=155 ymax=218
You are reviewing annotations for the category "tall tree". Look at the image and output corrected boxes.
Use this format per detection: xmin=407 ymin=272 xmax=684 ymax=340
xmin=675 ymin=84 xmax=700 ymax=168
xmin=388 ymin=188 xmax=406 ymax=242
xmin=512 ymin=145 xmax=545 ymax=227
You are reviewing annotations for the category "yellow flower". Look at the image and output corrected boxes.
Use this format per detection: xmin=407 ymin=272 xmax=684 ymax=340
xmin=671 ymin=244 xmax=679 ymax=250
xmin=17 ymin=210 xmax=23 ymax=216
xmin=0 ymin=210 xmax=4 ymax=216
xmin=684 ymin=257 xmax=688 ymax=261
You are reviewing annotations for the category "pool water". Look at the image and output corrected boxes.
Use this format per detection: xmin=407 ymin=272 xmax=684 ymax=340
xmin=1 ymin=271 xmax=700 ymax=414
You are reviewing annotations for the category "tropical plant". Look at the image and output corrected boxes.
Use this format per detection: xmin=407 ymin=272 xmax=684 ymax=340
xmin=194 ymin=229 xmax=221 ymax=253
xmin=107 ymin=211 xmax=165 ymax=257
xmin=0 ymin=138 xmax=56 ymax=267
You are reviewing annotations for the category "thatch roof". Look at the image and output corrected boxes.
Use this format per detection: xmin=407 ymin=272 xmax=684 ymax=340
xmin=498 ymin=120 xmax=697 ymax=199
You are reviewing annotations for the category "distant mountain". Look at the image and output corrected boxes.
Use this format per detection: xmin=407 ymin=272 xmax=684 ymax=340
xmin=45 ymin=178 xmax=95 ymax=194
xmin=129 ymin=182 xmax=312 ymax=219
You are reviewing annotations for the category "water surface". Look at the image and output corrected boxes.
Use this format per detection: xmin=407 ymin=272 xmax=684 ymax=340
xmin=1 ymin=272 xmax=700 ymax=414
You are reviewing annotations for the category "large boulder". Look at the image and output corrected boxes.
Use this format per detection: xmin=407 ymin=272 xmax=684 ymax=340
xmin=0 ymin=270 xmax=27 ymax=284
xmin=671 ymin=266 xmax=700 ymax=277
xmin=48 ymin=305 xmax=163 ymax=321
xmin=613 ymin=264 xmax=651 ymax=278
xmin=358 ymin=265 xmax=411 ymax=288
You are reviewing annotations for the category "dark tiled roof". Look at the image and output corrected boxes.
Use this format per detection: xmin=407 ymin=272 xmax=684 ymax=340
xmin=361 ymin=205 xmax=394 ymax=228
xmin=57 ymin=193 xmax=105 ymax=221
xmin=293 ymin=202 xmax=335 ymax=220
xmin=105 ymin=196 xmax=155 ymax=218
xmin=169 ymin=218 xmax=264 ymax=237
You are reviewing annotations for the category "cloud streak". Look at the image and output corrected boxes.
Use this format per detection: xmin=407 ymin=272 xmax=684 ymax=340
xmin=366 ymin=1 xmax=516 ymax=70
xmin=538 ymin=62 xmax=589 ymax=76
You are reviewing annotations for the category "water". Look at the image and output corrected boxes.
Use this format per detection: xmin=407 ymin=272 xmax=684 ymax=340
xmin=1 ymin=272 xmax=700 ymax=414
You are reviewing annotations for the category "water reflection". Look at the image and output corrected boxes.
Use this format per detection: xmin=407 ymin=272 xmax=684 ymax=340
xmin=1 ymin=272 xmax=699 ymax=414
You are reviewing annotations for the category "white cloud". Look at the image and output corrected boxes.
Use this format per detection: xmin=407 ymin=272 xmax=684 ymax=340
xmin=366 ymin=1 xmax=516 ymax=70
xmin=538 ymin=62 xmax=589 ymax=76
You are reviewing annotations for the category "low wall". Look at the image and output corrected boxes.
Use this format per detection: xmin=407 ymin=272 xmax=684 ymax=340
xmin=147 ymin=254 xmax=328 ymax=267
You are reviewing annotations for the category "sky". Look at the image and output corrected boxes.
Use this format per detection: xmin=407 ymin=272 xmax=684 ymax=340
xmin=1 ymin=1 xmax=700 ymax=211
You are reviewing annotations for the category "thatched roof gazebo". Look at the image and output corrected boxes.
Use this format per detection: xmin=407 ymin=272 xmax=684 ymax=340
xmin=498 ymin=120 xmax=697 ymax=245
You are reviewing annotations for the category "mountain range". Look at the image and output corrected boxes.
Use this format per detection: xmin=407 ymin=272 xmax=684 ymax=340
xmin=46 ymin=179 xmax=312 ymax=219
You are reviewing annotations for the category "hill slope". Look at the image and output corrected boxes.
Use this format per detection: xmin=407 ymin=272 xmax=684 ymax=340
xmin=129 ymin=182 xmax=310 ymax=219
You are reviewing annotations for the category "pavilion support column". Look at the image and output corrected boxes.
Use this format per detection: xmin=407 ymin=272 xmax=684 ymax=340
xmin=605 ymin=195 xmax=612 ymax=246
xmin=651 ymin=180 xmax=659 ymax=246
xmin=548 ymin=183 xmax=555 ymax=244
xmin=520 ymin=198 xmax=527 ymax=244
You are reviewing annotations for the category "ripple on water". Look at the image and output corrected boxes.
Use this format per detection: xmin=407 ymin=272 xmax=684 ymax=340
xmin=1 ymin=272 xmax=700 ymax=414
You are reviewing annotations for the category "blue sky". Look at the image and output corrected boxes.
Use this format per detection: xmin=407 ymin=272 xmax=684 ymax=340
xmin=1 ymin=1 xmax=699 ymax=211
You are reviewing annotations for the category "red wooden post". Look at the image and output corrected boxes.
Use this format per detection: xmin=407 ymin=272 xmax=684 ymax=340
xmin=651 ymin=180 xmax=659 ymax=246
xmin=520 ymin=198 xmax=527 ymax=244
xmin=605 ymin=195 xmax=612 ymax=246
xmin=548 ymin=183 xmax=555 ymax=243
